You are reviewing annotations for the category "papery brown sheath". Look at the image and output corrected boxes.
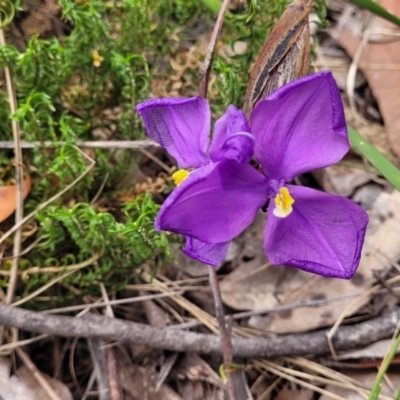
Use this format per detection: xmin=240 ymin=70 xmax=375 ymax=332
xmin=243 ymin=0 xmax=313 ymax=117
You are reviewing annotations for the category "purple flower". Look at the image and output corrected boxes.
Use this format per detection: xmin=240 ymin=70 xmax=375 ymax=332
xmin=137 ymin=97 xmax=262 ymax=266
xmin=137 ymin=72 xmax=369 ymax=279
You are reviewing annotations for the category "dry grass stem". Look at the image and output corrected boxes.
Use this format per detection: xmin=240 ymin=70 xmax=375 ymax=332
xmin=11 ymin=253 xmax=100 ymax=307
xmin=43 ymin=291 xmax=182 ymax=314
xmin=0 ymin=140 xmax=159 ymax=149
xmin=0 ymin=21 xmax=24 ymax=306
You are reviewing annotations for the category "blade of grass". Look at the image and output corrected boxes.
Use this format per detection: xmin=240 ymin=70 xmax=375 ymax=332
xmin=348 ymin=125 xmax=400 ymax=191
xmin=368 ymin=331 xmax=400 ymax=400
xmin=349 ymin=0 xmax=400 ymax=28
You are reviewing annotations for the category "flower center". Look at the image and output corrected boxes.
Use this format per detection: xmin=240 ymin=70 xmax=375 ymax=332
xmin=172 ymin=169 xmax=189 ymax=186
xmin=273 ymin=187 xmax=294 ymax=218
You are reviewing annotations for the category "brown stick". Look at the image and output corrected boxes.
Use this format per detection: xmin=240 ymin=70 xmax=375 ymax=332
xmin=0 ymin=303 xmax=399 ymax=359
xmin=198 ymin=0 xmax=231 ymax=98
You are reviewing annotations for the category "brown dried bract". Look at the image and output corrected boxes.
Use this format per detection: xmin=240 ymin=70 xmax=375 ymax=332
xmin=243 ymin=0 xmax=312 ymax=117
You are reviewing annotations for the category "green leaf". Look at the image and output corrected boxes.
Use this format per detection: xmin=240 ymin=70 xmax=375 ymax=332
xmin=348 ymin=125 xmax=400 ymax=191
xmin=201 ymin=0 xmax=222 ymax=14
xmin=349 ymin=0 xmax=400 ymax=28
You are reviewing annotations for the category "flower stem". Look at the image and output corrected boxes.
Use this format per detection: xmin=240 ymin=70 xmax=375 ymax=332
xmin=199 ymin=0 xmax=231 ymax=98
xmin=208 ymin=266 xmax=237 ymax=400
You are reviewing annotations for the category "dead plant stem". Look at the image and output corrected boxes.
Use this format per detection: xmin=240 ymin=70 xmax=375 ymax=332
xmin=199 ymin=0 xmax=231 ymax=98
xmin=209 ymin=267 xmax=237 ymax=400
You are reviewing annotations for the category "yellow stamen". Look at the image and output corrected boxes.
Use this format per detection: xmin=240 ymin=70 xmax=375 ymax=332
xmin=273 ymin=187 xmax=295 ymax=218
xmin=172 ymin=169 xmax=189 ymax=186
xmin=92 ymin=50 xmax=104 ymax=68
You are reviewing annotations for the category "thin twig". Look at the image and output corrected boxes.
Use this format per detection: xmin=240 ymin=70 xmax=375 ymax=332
xmin=209 ymin=267 xmax=236 ymax=399
xmin=0 ymin=139 xmax=159 ymax=149
xmin=42 ymin=291 xmax=182 ymax=314
xmin=0 ymin=303 xmax=398 ymax=358
xmin=209 ymin=268 xmax=233 ymax=362
xmin=198 ymin=0 xmax=231 ymax=98
xmin=0 ymin=21 xmax=24 ymax=305
xmin=139 ymin=148 xmax=171 ymax=173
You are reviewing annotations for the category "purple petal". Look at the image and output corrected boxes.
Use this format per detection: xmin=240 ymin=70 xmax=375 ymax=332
xmin=264 ymin=185 xmax=368 ymax=279
xmin=136 ymin=97 xmax=210 ymax=168
xmin=183 ymin=237 xmax=230 ymax=267
xmin=156 ymin=161 xmax=269 ymax=243
xmin=209 ymin=105 xmax=254 ymax=163
xmin=250 ymin=72 xmax=349 ymax=181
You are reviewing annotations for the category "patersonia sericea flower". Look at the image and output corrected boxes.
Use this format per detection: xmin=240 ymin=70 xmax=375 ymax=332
xmin=136 ymin=97 xmax=264 ymax=266
xmin=137 ymin=72 xmax=369 ymax=279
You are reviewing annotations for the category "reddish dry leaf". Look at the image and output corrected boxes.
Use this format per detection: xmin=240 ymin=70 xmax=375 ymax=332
xmin=333 ymin=2 xmax=400 ymax=158
xmin=0 ymin=175 xmax=31 ymax=223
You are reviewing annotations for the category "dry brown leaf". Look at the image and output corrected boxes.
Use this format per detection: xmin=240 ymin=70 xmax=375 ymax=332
xmin=320 ymin=165 xmax=371 ymax=197
xmin=220 ymin=215 xmax=323 ymax=313
xmin=220 ymin=213 xmax=281 ymax=311
xmin=315 ymin=46 xmax=366 ymax=90
xmin=332 ymin=3 xmax=400 ymax=158
xmin=0 ymin=175 xmax=31 ymax=223
xmin=0 ymin=357 xmax=34 ymax=400
xmin=275 ymin=387 xmax=314 ymax=400
xmin=120 ymin=364 xmax=182 ymax=400
xmin=249 ymin=189 xmax=400 ymax=333
xmin=220 ymin=258 xmax=311 ymax=311
xmin=16 ymin=365 xmax=73 ymax=400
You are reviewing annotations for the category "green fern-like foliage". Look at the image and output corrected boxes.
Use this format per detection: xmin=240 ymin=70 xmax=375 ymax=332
xmin=11 ymin=194 xmax=172 ymax=304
